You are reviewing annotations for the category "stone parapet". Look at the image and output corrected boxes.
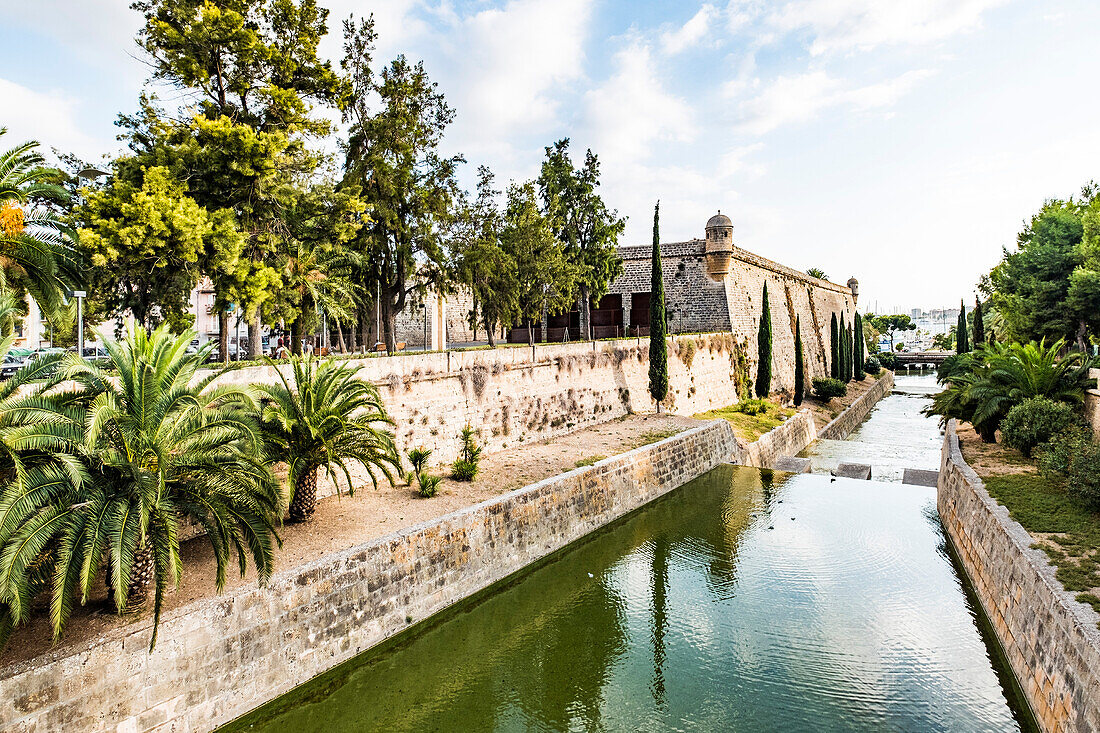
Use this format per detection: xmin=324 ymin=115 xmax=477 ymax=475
xmin=1084 ymin=368 xmax=1100 ymax=439
xmin=938 ymin=420 xmax=1100 ymax=733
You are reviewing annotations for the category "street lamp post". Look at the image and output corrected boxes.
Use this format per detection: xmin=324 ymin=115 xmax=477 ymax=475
xmin=70 ymin=291 xmax=86 ymax=357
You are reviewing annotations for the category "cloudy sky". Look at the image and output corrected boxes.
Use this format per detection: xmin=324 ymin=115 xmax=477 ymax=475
xmin=2 ymin=0 xmax=1099 ymax=313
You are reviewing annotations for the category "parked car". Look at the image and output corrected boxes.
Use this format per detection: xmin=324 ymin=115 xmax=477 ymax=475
xmin=1 ymin=348 xmax=63 ymax=380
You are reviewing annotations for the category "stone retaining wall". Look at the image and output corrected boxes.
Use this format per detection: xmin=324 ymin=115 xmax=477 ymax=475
xmin=938 ymin=420 xmax=1100 ymax=733
xmin=0 ymin=421 xmax=739 ymax=733
xmin=817 ymin=371 xmax=895 ymax=440
xmin=733 ymin=408 xmax=817 ymax=469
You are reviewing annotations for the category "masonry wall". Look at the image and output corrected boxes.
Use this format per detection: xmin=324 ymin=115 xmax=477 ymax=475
xmin=0 ymin=422 xmax=740 ymax=733
xmin=817 ymin=371 xmax=895 ymax=440
xmin=938 ymin=420 xmax=1100 ymax=733
xmin=214 ymin=333 xmax=746 ymax=467
xmin=608 ymin=241 xmax=856 ymax=401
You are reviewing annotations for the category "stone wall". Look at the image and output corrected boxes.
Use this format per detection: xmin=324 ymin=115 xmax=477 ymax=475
xmin=608 ymin=240 xmax=856 ymax=399
xmin=0 ymin=422 xmax=740 ymax=733
xmin=817 ymin=371 xmax=895 ymax=440
xmin=1084 ymin=368 xmax=1100 ymax=439
xmin=733 ymin=408 xmax=817 ymax=469
xmin=213 ymin=334 xmax=747 ymax=466
xmin=938 ymin=420 xmax=1100 ymax=733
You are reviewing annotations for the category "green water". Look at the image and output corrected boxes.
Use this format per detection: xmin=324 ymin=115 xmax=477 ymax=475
xmin=225 ymin=465 xmax=1030 ymax=732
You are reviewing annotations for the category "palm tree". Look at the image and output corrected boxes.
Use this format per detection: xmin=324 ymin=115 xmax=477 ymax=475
xmin=0 ymin=324 xmax=282 ymax=651
xmin=924 ymin=339 xmax=1095 ymax=442
xmin=0 ymin=129 xmax=82 ymax=320
xmin=257 ymin=356 xmax=400 ymax=522
xmin=282 ymin=239 xmax=360 ymax=356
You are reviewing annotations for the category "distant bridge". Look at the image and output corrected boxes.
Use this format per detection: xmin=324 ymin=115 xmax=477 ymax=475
xmin=892 ymin=351 xmax=952 ymax=367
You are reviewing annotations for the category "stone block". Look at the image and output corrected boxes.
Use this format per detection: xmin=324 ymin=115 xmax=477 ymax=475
xmin=773 ymin=456 xmax=811 ymax=473
xmin=902 ymin=469 xmax=939 ymax=487
xmin=833 ymin=463 xmax=872 ymax=480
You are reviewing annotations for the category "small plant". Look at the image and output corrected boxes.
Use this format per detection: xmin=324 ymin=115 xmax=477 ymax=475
xmin=863 ymin=356 xmax=881 ymax=375
xmin=1000 ymin=398 xmax=1084 ymax=458
xmin=451 ymin=425 xmax=482 ymax=481
xmin=678 ymin=338 xmax=697 ymax=369
xmin=1038 ymin=427 xmax=1092 ymax=479
xmin=1036 ymin=428 xmax=1100 ymax=509
xmin=813 ymin=377 xmax=847 ymax=400
xmin=406 ymin=446 xmax=440 ymax=497
xmin=575 ymin=455 xmax=607 ymax=468
xmin=735 ymin=398 xmax=769 ymax=416
xmin=417 ymin=474 xmax=443 ymax=498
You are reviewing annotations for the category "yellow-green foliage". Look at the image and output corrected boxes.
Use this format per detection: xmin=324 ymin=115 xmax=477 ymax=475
xmin=694 ymin=399 xmax=795 ymax=442
xmin=678 ymin=338 xmax=697 ymax=368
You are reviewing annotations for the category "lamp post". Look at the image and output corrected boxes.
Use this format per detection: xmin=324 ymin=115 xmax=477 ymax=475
xmin=69 ymin=290 xmax=87 ymax=357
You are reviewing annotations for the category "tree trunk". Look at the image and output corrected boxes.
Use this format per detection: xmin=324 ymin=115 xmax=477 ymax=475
xmin=579 ymin=287 xmax=592 ymax=340
xmin=382 ymin=295 xmax=396 ymax=354
xmin=109 ymin=542 xmax=154 ymax=613
xmin=978 ymin=422 xmax=998 ymax=443
xmin=360 ymin=305 xmax=370 ymax=351
xmin=1076 ymin=320 xmax=1088 ymax=354
xmin=527 ymin=321 xmax=534 ymax=346
xmin=336 ymin=320 xmax=347 ymax=353
xmin=248 ymin=311 xmax=262 ymax=359
xmin=290 ymin=317 xmax=303 ymax=356
xmin=288 ymin=467 xmax=319 ymax=522
xmin=218 ymin=309 xmax=229 ymax=364
xmin=484 ymin=312 xmax=496 ymax=347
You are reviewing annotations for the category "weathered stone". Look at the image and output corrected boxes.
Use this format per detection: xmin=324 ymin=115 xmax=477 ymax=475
xmin=902 ymin=468 xmax=939 ymax=487
xmin=939 ymin=419 xmax=1100 ymax=733
xmin=818 ymin=372 xmax=895 ymax=440
xmin=773 ymin=456 xmax=811 ymax=473
xmin=833 ymin=463 xmax=872 ymax=480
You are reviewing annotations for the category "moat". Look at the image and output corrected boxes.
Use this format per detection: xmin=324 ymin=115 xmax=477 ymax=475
xmin=224 ymin=376 xmax=1033 ymax=732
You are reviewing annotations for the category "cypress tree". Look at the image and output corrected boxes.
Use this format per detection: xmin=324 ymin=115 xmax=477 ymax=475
xmin=854 ymin=312 xmax=865 ymax=380
xmin=649 ymin=202 xmax=668 ymax=409
xmin=830 ymin=313 xmax=839 ymax=378
xmin=956 ymin=300 xmax=969 ymax=354
xmin=973 ymin=297 xmax=985 ymax=347
xmin=794 ymin=314 xmax=805 ymax=406
xmin=755 ymin=282 xmax=773 ymax=397
xmin=839 ymin=313 xmax=848 ymax=381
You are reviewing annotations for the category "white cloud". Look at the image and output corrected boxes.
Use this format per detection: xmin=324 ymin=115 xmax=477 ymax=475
xmin=762 ymin=0 xmax=1007 ymax=55
xmin=583 ymin=42 xmax=696 ymax=165
xmin=660 ymin=5 xmax=720 ymax=55
xmin=0 ymin=78 xmax=111 ymax=160
xmin=733 ymin=69 xmax=933 ymax=135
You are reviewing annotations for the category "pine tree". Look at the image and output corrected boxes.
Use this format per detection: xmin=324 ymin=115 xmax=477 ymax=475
xmin=830 ymin=313 xmax=839 ymax=378
xmin=756 ymin=282 xmax=772 ymax=397
xmin=973 ymin=297 xmax=985 ymax=347
xmin=794 ymin=314 xmax=805 ymax=406
xmin=854 ymin=312 xmax=866 ymax=379
xmin=648 ymin=202 xmax=668 ymax=409
xmin=956 ymin=300 xmax=970 ymax=354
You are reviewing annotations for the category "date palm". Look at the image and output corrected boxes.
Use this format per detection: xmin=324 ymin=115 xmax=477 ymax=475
xmin=257 ymin=356 xmax=399 ymax=522
xmin=0 ymin=324 xmax=282 ymax=651
xmin=0 ymin=129 xmax=82 ymax=320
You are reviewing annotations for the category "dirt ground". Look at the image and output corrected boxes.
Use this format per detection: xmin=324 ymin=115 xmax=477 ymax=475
xmin=803 ymin=372 xmax=887 ymax=431
xmin=956 ymin=423 xmax=1037 ymax=477
xmin=0 ymin=412 xmax=702 ymax=667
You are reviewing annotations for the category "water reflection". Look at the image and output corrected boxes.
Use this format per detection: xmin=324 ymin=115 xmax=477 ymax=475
xmin=225 ymin=466 xmax=1028 ymax=733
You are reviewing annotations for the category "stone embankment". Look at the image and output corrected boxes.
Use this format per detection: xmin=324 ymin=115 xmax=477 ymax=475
xmin=0 ymin=362 xmax=897 ymax=732
xmin=817 ymin=371 xmax=894 ymax=440
xmin=1085 ymin=368 xmax=1100 ymax=439
xmin=938 ymin=420 xmax=1100 ymax=733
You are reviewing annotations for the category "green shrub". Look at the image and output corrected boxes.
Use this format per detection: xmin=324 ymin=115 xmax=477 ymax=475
xmin=407 ymin=446 xmax=432 ymax=475
xmin=813 ymin=377 xmax=847 ymax=399
xmin=1037 ymin=428 xmax=1100 ymax=509
xmin=450 ymin=425 xmax=482 ymax=481
xmin=418 ymin=474 xmax=443 ymax=498
xmin=1000 ymin=398 xmax=1084 ymax=457
xmin=877 ymin=352 xmax=898 ymax=370
xmin=1038 ymin=427 xmax=1092 ymax=479
xmin=735 ymin=398 xmax=769 ymax=416
xmin=863 ymin=356 xmax=881 ymax=375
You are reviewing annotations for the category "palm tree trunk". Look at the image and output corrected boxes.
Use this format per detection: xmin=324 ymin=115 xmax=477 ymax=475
xmin=336 ymin=319 xmax=347 ymax=353
xmin=109 ymin=542 xmax=154 ymax=613
xmin=291 ymin=318 xmax=303 ymax=356
xmin=288 ymin=467 xmax=319 ymax=522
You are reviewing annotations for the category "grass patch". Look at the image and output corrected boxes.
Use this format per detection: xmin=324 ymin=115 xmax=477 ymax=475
xmin=574 ymin=455 xmax=607 ymax=468
xmin=983 ymin=472 xmax=1100 ymax=626
xmin=693 ymin=400 xmax=795 ymax=442
xmin=629 ymin=429 xmax=681 ymax=449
